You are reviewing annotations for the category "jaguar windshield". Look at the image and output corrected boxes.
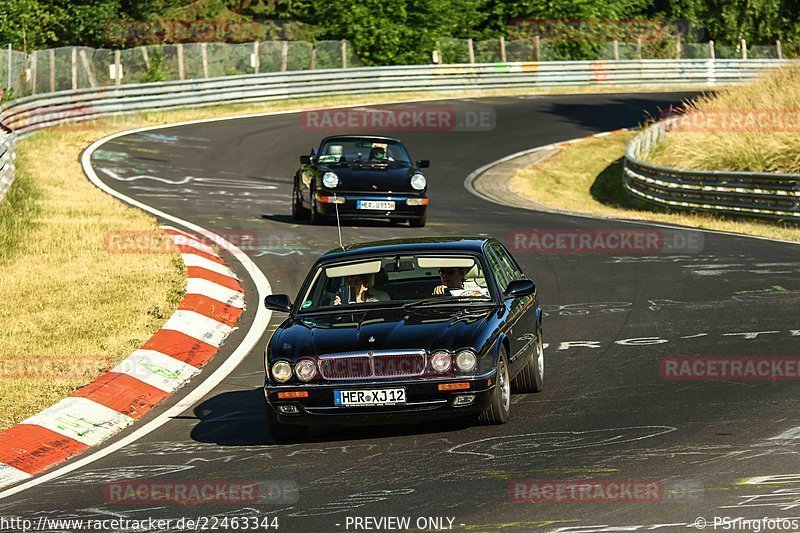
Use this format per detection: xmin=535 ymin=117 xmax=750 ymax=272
xmin=298 ymin=254 xmax=494 ymax=312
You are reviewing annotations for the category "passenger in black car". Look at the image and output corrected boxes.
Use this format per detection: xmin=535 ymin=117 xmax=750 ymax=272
xmin=333 ymin=274 xmax=391 ymax=304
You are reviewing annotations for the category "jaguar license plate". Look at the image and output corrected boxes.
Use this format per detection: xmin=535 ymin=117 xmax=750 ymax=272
xmin=334 ymin=388 xmax=406 ymax=406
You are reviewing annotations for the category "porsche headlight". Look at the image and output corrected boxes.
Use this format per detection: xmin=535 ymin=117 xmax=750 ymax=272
xmin=456 ymin=350 xmax=477 ymax=372
xmin=271 ymin=361 xmax=293 ymax=382
xmin=322 ymin=172 xmax=339 ymax=188
xmin=295 ymin=359 xmax=317 ymax=382
xmin=410 ymin=173 xmax=427 ymax=191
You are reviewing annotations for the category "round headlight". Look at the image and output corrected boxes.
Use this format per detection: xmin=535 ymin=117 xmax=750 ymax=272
xmin=322 ymin=172 xmax=339 ymax=188
xmin=271 ymin=361 xmax=292 ymax=382
xmin=410 ymin=173 xmax=426 ymax=191
xmin=431 ymin=351 xmax=452 ymax=373
xmin=456 ymin=350 xmax=477 ymax=372
xmin=295 ymin=359 xmax=317 ymax=382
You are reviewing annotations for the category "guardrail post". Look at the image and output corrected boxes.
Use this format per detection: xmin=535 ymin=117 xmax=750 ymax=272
xmin=741 ymin=39 xmax=747 ymax=59
xmin=71 ymin=47 xmax=77 ymax=90
xmin=49 ymin=49 xmax=55 ymax=92
xmin=311 ymin=44 xmax=317 ymax=69
xmin=534 ymin=35 xmax=541 ymax=61
xmin=281 ymin=41 xmax=288 ymax=72
xmin=467 ymin=38 xmax=475 ymax=64
xmin=777 ymin=40 xmax=783 ymax=59
xmin=201 ymin=43 xmax=209 ymax=78
xmin=636 ymin=37 xmax=642 ymax=59
xmin=676 ymin=35 xmax=682 ymax=59
xmin=500 ymin=36 xmax=506 ymax=62
xmin=253 ymin=41 xmax=260 ymax=73
xmin=613 ymin=40 xmax=619 ymax=60
xmin=5 ymin=44 xmax=10 ymax=91
xmin=341 ymin=40 xmax=347 ymax=69
xmin=177 ymin=43 xmax=186 ymax=80
xmin=709 ymin=40 xmax=715 ymax=60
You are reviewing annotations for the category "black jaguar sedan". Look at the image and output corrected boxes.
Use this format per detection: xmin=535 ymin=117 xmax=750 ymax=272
xmin=262 ymin=237 xmax=543 ymax=440
xmin=291 ymin=135 xmax=430 ymax=227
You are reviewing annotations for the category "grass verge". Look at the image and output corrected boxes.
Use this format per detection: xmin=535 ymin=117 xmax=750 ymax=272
xmin=0 ymin=83 xmax=723 ymax=430
xmin=509 ymin=132 xmax=800 ymax=242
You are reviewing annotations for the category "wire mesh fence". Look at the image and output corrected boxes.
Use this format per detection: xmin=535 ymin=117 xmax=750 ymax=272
xmin=0 ymin=40 xmax=361 ymax=99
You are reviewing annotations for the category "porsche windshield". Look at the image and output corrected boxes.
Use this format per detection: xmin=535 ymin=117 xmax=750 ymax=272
xmin=316 ymin=139 xmax=412 ymax=165
xmin=298 ymin=254 xmax=493 ymax=312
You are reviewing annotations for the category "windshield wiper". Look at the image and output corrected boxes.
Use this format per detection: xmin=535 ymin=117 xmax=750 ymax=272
xmin=403 ymin=296 xmax=491 ymax=309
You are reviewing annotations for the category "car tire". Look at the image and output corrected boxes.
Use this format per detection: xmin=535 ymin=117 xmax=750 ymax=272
xmin=308 ymin=187 xmax=322 ymax=225
xmin=266 ymin=403 xmax=307 ymax=442
xmin=291 ymin=184 xmax=310 ymax=221
xmin=409 ymin=213 xmax=427 ymax=228
xmin=512 ymin=329 xmax=544 ymax=393
xmin=478 ymin=346 xmax=511 ymax=425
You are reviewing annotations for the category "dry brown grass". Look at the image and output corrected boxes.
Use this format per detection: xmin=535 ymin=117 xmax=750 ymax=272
xmin=510 ymin=133 xmax=800 ymax=243
xmin=649 ymin=65 xmax=800 ymax=173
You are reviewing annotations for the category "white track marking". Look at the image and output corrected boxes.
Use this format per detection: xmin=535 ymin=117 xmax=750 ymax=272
xmin=21 ymin=398 xmax=134 ymax=447
xmin=112 ymin=350 xmax=201 ymax=393
xmin=0 ymin=465 xmax=30 ymax=486
xmin=161 ymin=310 xmax=234 ymax=347
xmin=181 ymin=253 xmax=237 ymax=278
xmin=185 ymin=278 xmax=245 ymax=308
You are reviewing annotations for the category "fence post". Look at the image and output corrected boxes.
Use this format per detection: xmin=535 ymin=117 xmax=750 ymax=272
xmin=676 ymin=35 xmax=682 ymax=59
xmin=177 ymin=44 xmax=185 ymax=80
xmin=311 ymin=43 xmax=317 ymax=69
xmin=30 ymin=51 xmax=36 ymax=94
xmin=141 ymin=46 xmax=151 ymax=70
xmin=467 ymin=38 xmax=475 ymax=64
xmin=49 ymin=49 xmax=55 ymax=92
xmin=341 ymin=40 xmax=347 ymax=68
xmin=71 ymin=47 xmax=77 ymax=90
xmin=741 ymin=39 xmax=747 ymax=59
xmin=5 ymin=44 xmax=10 ymax=91
xmin=709 ymin=40 xmax=715 ymax=60
xmin=613 ymin=40 xmax=619 ymax=60
xmin=114 ymin=50 xmax=121 ymax=85
xmin=281 ymin=41 xmax=288 ymax=72
xmin=777 ymin=40 xmax=783 ymax=60
xmin=253 ymin=41 xmax=260 ymax=73
xmin=636 ymin=37 xmax=642 ymax=59
xmin=500 ymin=36 xmax=506 ymax=62
xmin=534 ymin=35 xmax=541 ymax=61
xmin=79 ymin=50 xmax=96 ymax=88
xmin=201 ymin=43 xmax=208 ymax=77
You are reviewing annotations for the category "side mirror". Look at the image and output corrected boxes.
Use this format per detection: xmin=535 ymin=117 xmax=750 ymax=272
xmin=504 ymin=279 xmax=535 ymax=298
xmin=416 ymin=159 xmax=430 ymax=169
xmin=264 ymin=294 xmax=293 ymax=313
xmin=300 ymin=155 xmax=312 ymax=165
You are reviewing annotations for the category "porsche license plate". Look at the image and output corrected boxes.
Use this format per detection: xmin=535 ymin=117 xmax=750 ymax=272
xmin=357 ymin=200 xmax=395 ymax=211
xmin=334 ymin=388 xmax=406 ymax=406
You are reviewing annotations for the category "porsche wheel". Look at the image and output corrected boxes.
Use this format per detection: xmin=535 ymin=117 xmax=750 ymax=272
xmin=291 ymin=185 xmax=309 ymax=221
xmin=478 ymin=347 xmax=511 ymax=425
xmin=512 ymin=329 xmax=544 ymax=393
xmin=409 ymin=213 xmax=427 ymax=228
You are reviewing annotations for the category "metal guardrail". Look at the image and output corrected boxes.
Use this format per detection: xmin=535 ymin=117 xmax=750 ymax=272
xmin=0 ymin=58 xmax=792 ymax=203
xmin=624 ymin=115 xmax=800 ymax=220
xmin=0 ymin=127 xmax=15 ymax=203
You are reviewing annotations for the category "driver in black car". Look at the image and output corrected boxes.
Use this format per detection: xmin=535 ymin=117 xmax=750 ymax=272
xmin=432 ymin=267 xmax=468 ymax=295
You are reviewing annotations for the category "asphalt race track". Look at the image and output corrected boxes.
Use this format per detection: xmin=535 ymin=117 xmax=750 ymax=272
xmin=3 ymin=92 xmax=800 ymax=532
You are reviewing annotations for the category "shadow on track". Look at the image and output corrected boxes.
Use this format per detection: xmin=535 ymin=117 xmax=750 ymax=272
xmin=190 ymin=388 xmax=475 ymax=446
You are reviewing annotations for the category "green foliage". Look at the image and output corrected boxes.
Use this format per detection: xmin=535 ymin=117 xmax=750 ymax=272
xmin=139 ymin=50 xmax=166 ymax=82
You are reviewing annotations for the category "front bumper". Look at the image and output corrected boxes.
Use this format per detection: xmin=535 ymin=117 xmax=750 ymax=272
xmin=315 ymin=193 xmax=427 ymax=220
xmin=265 ymin=372 xmax=495 ymax=426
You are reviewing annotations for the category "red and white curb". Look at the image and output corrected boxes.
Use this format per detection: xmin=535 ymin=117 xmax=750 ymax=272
xmin=0 ymin=226 xmax=244 ymax=489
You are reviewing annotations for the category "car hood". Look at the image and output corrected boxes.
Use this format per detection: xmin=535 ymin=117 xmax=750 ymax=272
xmin=270 ymin=306 xmax=498 ymax=359
xmin=322 ymin=164 xmax=419 ymax=193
